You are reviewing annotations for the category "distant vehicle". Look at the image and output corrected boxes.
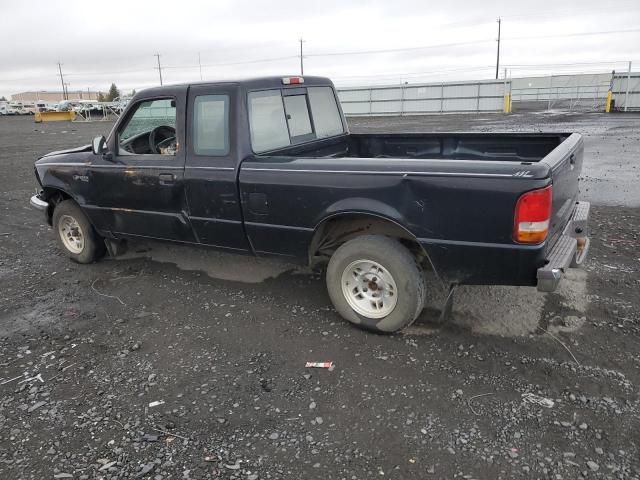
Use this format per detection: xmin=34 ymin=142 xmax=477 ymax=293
xmin=56 ymin=100 xmax=81 ymax=112
xmin=34 ymin=101 xmax=50 ymax=113
xmin=0 ymin=102 xmax=7 ymax=115
xmin=30 ymin=76 xmax=590 ymax=333
xmin=8 ymin=102 xmax=30 ymax=115
xmin=109 ymin=96 xmax=132 ymax=114
xmin=21 ymin=102 xmax=37 ymax=114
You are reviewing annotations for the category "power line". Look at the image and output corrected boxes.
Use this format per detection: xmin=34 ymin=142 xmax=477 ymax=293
xmin=506 ymin=27 xmax=640 ymax=41
xmin=66 ymin=67 xmax=154 ymax=77
xmin=332 ymin=65 xmax=495 ymax=80
xmin=201 ymin=55 xmax=298 ymax=67
xmin=306 ymin=39 xmax=493 ymax=57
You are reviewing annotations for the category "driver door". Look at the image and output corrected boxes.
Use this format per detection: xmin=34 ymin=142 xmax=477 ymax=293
xmin=86 ymin=91 xmax=195 ymax=242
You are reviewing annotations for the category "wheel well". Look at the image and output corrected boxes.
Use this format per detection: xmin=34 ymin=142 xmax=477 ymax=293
xmin=309 ymin=213 xmax=433 ymax=271
xmin=42 ymin=187 xmax=72 ymax=225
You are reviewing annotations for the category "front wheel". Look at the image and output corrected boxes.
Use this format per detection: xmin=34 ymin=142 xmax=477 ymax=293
xmin=52 ymin=200 xmax=105 ymax=263
xmin=326 ymin=235 xmax=426 ymax=333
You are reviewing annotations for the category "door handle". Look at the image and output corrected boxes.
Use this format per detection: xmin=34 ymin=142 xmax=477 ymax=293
xmin=159 ymin=173 xmax=176 ymax=185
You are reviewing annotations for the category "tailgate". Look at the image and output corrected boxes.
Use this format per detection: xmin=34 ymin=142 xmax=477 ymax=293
xmin=542 ymin=133 xmax=584 ymax=244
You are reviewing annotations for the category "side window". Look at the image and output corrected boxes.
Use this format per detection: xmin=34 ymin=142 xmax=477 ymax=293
xmin=283 ymin=95 xmax=312 ymax=138
xmin=308 ymin=87 xmax=344 ymax=138
xmin=248 ymin=90 xmax=290 ymax=153
xmin=193 ymin=95 xmax=229 ymax=156
xmin=119 ymin=98 xmax=176 ymax=155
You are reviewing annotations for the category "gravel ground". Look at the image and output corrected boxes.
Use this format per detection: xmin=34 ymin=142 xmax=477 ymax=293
xmin=0 ymin=113 xmax=639 ymax=479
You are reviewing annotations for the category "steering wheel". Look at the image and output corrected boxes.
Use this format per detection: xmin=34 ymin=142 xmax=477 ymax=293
xmin=149 ymin=125 xmax=176 ymax=154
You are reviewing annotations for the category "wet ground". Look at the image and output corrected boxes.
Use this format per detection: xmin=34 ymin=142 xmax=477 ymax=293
xmin=0 ymin=113 xmax=638 ymax=479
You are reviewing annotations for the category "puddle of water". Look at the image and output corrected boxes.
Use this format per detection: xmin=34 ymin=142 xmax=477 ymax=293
xmin=115 ymin=240 xmax=306 ymax=283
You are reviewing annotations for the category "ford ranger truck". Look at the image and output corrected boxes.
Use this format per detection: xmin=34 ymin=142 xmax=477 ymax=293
xmin=30 ymin=76 xmax=590 ymax=333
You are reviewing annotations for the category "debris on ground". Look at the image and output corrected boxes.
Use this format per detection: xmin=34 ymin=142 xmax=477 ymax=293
xmin=305 ymin=361 xmax=333 ymax=368
xmin=521 ymin=393 xmax=555 ymax=408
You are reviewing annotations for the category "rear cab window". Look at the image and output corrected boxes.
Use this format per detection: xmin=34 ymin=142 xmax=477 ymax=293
xmin=248 ymin=85 xmax=344 ymax=153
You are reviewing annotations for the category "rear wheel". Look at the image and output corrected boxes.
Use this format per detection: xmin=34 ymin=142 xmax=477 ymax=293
xmin=326 ymin=235 xmax=426 ymax=333
xmin=52 ymin=200 xmax=104 ymax=263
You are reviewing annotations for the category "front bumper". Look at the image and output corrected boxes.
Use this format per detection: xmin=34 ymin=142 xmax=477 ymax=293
xmin=30 ymin=193 xmax=49 ymax=211
xmin=537 ymin=201 xmax=590 ymax=292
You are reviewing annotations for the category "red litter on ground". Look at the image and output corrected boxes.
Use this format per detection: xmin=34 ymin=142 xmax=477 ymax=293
xmin=305 ymin=362 xmax=333 ymax=369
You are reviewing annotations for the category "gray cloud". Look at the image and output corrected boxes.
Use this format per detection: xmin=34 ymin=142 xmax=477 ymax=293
xmin=1 ymin=0 xmax=639 ymax=97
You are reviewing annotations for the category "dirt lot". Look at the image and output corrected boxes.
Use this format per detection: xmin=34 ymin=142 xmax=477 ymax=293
xmin=0 ymin=113 xmax=639 ymax=480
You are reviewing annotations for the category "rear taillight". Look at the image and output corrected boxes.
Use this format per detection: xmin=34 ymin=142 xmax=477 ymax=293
xmin=513 ymin=185 xmax=552 ymax=244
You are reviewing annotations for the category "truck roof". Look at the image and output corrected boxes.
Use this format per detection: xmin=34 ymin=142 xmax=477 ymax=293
xmin=137 ymin=76 xmax=334 ymax=97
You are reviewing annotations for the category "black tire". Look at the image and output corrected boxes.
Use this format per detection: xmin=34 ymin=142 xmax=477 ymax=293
xmin=326 ymin=235 xmax=426 ymax=333
xmin=52 ymin=199 xmax=105 ymax=264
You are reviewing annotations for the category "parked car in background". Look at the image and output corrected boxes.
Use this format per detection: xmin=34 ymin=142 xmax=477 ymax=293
xmin=7 ymin=102 xmax=31 ymax=115
xmin=56 ymin=101 xmax=82 ymax=112
xmin=30 ymin=76 xmax=590 ymax=333
xmin=34 ymin=101 xmax=50 ymax=113
xmin=21 ymin=102 xmax=37 ymax=114
xmin=109 ymin=96 xmax=132 ymax=114
xmin=72 ymin=101 xmax=99 ymax=115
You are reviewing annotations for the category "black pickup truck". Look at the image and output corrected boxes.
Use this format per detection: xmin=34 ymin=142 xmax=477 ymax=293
xmin=30 ymin=75 xmax=590 ymax=333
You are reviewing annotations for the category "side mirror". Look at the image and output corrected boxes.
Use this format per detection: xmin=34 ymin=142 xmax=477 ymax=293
xmin=92 ymin=136 xmax=106 ymax=155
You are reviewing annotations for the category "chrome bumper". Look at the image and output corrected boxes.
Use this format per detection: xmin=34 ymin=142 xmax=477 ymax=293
xmin=30 ymin=194 xmax=49 ymax=211
xmin=537 ymin=201 xmax=590 ymax=292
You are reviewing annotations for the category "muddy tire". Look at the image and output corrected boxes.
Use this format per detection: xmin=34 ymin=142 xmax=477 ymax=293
xmin=52 ymin=200 xmax=104 ymax=264
xmin=326 ymin=235 xmax=426 ymax=333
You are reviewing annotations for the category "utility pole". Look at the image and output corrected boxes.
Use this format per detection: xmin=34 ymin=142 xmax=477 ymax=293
xmin=495 ymin=17 xmax=501 ymax=80
xmin=625 ymin=60 xmax=632 ymax=112
xmin=198 ymin=52 xmax=203 ymax=81
xmin=299 ymin=38 xmax=304 ymax=75
xmin=154 ymin=53 xmax=163 ymax=86
xmin=57 ymin=62 xmax=67 ymax=100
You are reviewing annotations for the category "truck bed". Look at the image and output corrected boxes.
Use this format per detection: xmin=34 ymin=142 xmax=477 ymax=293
xmin=265 ymin=132 xmax=570 ymax=163
xmin=242 ymin=132 xmax=584 ymax=286
xmin=347 ymin=133 xmax=569 ymax=162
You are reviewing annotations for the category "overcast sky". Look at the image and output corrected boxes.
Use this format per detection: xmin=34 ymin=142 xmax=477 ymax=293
xmin=1 ymin=0 xmax=639 ymax=98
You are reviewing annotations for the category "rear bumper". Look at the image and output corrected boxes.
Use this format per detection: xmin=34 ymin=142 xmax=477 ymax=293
xmin=30 ymin=193 xmax=49 ymax=211
xmin=537 ymin=201 xmax=590 ymax=292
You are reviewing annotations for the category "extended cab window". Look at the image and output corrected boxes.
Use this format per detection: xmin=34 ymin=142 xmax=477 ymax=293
xmin=248 ymin=90 xmax=290 ymax=152
xmin=119 ymin=98 xmax=177 ymax=155
xmin=248 ymin=86 xmax=345 ymax=153
xmin=193 ymin=95 xmax=229 ymax=156
xmin=308 ymin=87 xmax=344 ymax=138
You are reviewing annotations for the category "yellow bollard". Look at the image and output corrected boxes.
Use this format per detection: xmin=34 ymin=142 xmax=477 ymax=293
xmin=605 ymin=91 xmax=613 ymax=113
xmin=504 ymin=94 xmax=512 ymax=114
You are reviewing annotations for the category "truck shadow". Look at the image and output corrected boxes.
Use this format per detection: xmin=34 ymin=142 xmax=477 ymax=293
xmin=112 ymin=239 xmax=588 ymax=339
xmin=411 ymin=270 xmax=588 ymax=338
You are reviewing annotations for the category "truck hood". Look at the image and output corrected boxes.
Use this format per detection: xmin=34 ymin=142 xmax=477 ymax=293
xmin=40 ymin=144 xmax=91 ymax=159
